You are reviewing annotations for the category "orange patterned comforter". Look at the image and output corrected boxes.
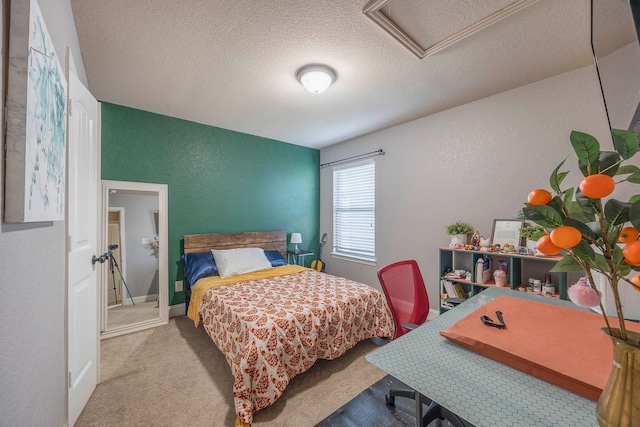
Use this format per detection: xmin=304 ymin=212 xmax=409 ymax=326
xmin=195 ymin=267 xmax=394 ymax=425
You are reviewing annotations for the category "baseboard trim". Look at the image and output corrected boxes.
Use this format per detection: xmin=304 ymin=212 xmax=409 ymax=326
xmin=169 ymin=303 xmax=186 ymax=318
xmin=122 ymin=293 xmax=158 ymax=306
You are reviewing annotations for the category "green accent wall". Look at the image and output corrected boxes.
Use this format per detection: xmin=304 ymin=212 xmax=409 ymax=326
xmin=101 ymin=102 xmax=320 ymax=305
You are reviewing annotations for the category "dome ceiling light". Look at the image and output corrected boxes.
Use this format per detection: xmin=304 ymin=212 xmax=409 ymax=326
xmin=296 ymin=64 xmax=337 ymax=94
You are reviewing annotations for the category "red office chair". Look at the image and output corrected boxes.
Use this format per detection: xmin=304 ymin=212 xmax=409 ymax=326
xmin=378 ymin=260 xmax=466 ymax=427
xmin=378 ymin=260 xmax=429 ymax=340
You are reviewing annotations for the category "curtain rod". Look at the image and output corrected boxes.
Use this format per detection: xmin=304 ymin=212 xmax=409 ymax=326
xmin=320 ymin=149 xmax=385 ymax=169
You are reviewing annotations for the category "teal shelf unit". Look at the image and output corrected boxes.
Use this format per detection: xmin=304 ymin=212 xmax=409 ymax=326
xmin=439 ymin=248 xmax=569 ymax=313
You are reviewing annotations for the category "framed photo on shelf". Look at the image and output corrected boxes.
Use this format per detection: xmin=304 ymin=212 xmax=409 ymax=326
xmin=491 ymin=219 xmax=525 ymax=247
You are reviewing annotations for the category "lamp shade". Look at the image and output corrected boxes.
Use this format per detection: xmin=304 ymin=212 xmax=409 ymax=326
xmin=290 ymin=233 xmax=302 ymax=244
xmin=296 ymin=64 xmax=337 ymax=94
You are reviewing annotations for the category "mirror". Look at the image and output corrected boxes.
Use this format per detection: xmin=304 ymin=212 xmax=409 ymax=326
xmin=591 ymin=0 xmax=640 ymax=134
xmin=100 ymin=180 xmax=168 ymax=338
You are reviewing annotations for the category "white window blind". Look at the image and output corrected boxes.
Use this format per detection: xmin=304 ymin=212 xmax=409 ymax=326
xmin=332 ymin=160 xmax=375 ymax=261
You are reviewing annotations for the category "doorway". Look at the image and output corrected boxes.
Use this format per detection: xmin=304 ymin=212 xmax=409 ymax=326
xmin=107 ymin=208 xmax=124 ymax=307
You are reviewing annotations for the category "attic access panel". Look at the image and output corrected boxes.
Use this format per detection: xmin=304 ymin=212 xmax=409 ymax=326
xmin=363 ymin=0 xmax=540 ymax=59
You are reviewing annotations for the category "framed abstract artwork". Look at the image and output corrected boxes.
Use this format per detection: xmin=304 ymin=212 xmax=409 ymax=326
xmin=5 ymin=0 xmax=67 ymax=222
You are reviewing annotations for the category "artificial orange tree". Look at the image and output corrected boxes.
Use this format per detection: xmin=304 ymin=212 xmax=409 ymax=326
xmin=521 ymin=128 xmax=640 ymax=341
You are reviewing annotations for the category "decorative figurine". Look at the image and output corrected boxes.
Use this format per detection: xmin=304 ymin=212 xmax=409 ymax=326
xmin=471 ymin=230 xmax=480 ymax=248
xmin=479 ymin=236 xmax=491 ymax=252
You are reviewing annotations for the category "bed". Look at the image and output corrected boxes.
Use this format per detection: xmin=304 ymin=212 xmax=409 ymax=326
xmin=182 ymin=230 xmax=394 ymax=426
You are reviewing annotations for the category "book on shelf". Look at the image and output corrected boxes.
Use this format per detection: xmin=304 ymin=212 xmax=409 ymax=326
xmin=453 ymin=283 xmax=468 ymax=299
xmin=441 ymin=279 xmax=457 ymax=298
xmin=441 ymin=295 xmax=455 ymax=309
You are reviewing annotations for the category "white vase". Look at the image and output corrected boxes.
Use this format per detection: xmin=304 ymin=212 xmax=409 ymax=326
xmin=526 ymin=239 xmax=545 ymax=256
xmin=449 ymin=234 xmax=467 ymax=249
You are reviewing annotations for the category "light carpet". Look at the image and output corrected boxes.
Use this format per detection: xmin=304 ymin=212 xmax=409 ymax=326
xmin=76 ymin=315 xmax=389 ymax=427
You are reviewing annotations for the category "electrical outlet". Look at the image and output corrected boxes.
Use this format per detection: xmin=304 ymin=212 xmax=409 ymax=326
xmin=175 ymin=280 xmax=183 ymax=292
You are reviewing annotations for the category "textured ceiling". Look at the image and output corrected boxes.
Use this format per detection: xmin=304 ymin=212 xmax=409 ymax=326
xmin=70 ymin=0 xmax=606 ymax=149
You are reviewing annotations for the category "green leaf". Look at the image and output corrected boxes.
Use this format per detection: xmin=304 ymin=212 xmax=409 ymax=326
xmin=616 ymin=165 xmax=640 ymax=176
xmin=576 ymin=189 xmax=602 ymax=214
xmin=548 ymin=196 xmax=567 ymax=218
xmin=562 ymin=217 xmax=597 ymax=240
xmin=568 ymin=199 xmax=595 ymax=223
xmin=611 ymin=245 xmax=631 ymax=276
xmin=604 ymin=199 xmax=630 ymax=226
xmin=549 ymin=254 xmax=585 ymax=272
xmin=593 ymin=253 xmax=609 ymax=272
xmin=606 ymin=223 xmax=621 ymax=246
xmin=549 ymin=159 xmax=568 ymax=193
xmin=612 ymin=128 xmax=639 ymax=160
xmin=631 ymin=195 xmax=640 ymax=204
xmin=578 ymin=151 xmax=621 ymax=177
xmin=562 ymin=187 xmax=575 ymax=208
xmin=613 ymin=245 xmax=625 ymax=267
xmin=629 ymin=200 xmax=640 ymax=231
xmin=599 ymin=151 xmax=622 ymax=176
xmin=571 ymin=240 xmax=596 ymax=262
xmin=522 ymin=205 xmax=563 ymax=228
xmin=530 ymin=230 xmax=547 ymax=241
xmin=627 ymin=172 xmax=640 ymax=184
xmin=571 ymin=131 xmax=600 ymax=169
xmin=620 ymin=263 xmax=632 ymax=277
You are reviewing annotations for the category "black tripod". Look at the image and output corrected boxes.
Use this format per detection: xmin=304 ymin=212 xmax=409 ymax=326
xmin=107 ymin=244 xmax=135 ymax=306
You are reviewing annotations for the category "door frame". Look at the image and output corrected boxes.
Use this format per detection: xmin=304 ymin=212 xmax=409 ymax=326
xmin=106 ymin=207 xmax=126 ymax=308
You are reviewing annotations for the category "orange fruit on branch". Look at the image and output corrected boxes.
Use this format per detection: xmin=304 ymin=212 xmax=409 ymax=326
xmin=527 ymin=189 xmax=552 ymax=205
xmin=537 ymin=234 xmax=562 ymax=255
xmin=623 ymin=241 xmax=640 ymax=266
xmin=619 ymin=226 xmax=640 ymax=244
xmin=579 ymin=174 xmax=615 ymax=199
xmin=550 ymin=225 xmax=583 ymax=248
xmin=631 ymin=274 xmax=640 ymax=291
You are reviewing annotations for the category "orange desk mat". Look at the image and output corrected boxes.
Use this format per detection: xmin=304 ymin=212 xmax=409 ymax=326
xmin=440 ymin=295 xmax=640 ymax=400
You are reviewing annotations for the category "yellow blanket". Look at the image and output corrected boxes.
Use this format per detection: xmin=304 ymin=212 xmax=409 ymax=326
xmin=187 ymin=265 xmax=309 ymax=326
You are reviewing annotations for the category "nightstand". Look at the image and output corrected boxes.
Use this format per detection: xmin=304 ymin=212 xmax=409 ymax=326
xmin=287 ymin=250 xmax=314 ymax=267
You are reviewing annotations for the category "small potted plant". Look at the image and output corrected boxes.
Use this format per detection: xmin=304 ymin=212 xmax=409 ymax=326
xmin=445 ymin=221 xmax=474 ymax=248
xmin=519 ymin=224 xmax=546 ymax=254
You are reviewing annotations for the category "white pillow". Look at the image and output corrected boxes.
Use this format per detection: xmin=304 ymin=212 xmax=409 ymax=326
xmin=211 ymin=248 xmax=273 ymax=278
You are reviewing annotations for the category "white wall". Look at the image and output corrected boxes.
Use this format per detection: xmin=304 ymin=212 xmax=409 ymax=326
xmin=320 ymin=63 xmax=615 ymax=309
xmin=0 ymin=1 xmax=86 ymax=425
xmin=599 ymin=42 xmax=640 ymax=130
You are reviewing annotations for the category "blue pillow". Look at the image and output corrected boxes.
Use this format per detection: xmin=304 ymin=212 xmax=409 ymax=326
xmin=181 ymin=252 xmax=219 ymax=287
xmin=264 ymin=250 xmax=287 ymax=267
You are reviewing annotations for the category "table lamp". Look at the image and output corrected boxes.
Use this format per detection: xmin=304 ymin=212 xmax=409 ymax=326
xmin=290 ymin=233 xmax=302 ymax=254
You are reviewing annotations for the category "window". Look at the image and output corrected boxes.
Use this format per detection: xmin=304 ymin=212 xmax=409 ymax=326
xmin=332 ymin=160 xmax=375 ymax=262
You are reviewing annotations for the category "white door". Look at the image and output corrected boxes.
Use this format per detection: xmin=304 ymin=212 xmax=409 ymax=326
xmin=67 ymin=69 xmax=100 ymax=426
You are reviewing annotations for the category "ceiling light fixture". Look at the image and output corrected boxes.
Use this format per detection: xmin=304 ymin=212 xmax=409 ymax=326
xmin=296 ymin=64 xmax=337 ymax=94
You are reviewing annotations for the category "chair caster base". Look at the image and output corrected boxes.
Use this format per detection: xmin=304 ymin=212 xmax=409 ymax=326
xmin=385 ymin=394 xmax=395 ymax=406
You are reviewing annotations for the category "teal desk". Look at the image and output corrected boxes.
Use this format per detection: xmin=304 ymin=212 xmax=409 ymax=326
xmin=366 ymin=287 xmax=598 ymax=426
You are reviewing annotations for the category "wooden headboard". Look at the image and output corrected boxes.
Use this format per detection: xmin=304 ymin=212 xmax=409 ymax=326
xmin=183 ymin=230 xmax=287 ymax=258
xmin=182 ymin=230 xmax=288 ymax=311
